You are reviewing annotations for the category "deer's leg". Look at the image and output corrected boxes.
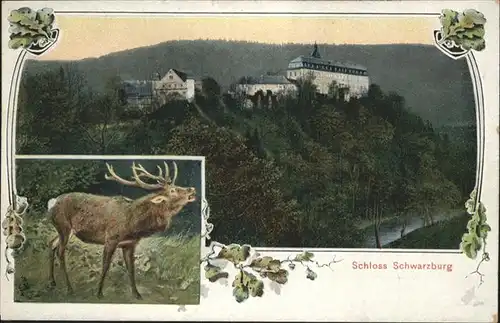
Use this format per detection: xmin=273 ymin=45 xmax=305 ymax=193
xmin=56 ymin=228 xmax=73 ymax=294
xmin=97 ymin=241 xmax=118 ymax=299
xmin=48 ymin=236 xmax=59 ymax=286
xmin=122 ymin=245 xmax=142 ymax=300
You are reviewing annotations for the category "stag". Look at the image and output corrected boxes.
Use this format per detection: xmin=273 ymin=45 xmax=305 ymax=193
xmin=47 ymin=161 xmax=196 ymax=299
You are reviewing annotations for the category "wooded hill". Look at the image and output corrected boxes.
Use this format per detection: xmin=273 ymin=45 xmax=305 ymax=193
xmin=24 ymin=40 xmax=475 ymax=129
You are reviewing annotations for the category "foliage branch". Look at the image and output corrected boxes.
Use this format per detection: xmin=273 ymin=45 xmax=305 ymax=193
xmin=200 ymin=242 xmax=342 ymax=303
xmin=8 ymin=7 xmax=56 ymax=50
xmin=460 ymin=189 xmax=491 ymax=286
xmin=439 ymin=9 xmax=487 ymax=51
xmin=2 ymin=196 xmax=29 ymax=277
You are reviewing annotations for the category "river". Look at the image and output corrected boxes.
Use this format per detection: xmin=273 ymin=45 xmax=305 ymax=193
xmin=362 ymin=212 xmax=462 ymax=248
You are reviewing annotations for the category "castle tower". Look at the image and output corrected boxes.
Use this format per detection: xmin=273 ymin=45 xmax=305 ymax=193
xmin=311 ymin=42 xmax=321 ymax=59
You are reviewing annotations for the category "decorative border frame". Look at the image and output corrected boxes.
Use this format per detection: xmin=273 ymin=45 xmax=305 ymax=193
xmin=1 ymin=1 xmax=497 ymax=321
xmin=1 ymin=1 xmax=490 ymax=295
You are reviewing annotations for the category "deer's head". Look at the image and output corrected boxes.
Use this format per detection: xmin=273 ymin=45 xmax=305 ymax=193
xmin=105 ymin=161 xmax=197 ymax=209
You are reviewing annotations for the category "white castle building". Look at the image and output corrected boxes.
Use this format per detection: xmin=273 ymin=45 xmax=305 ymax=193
xmin=286 ymin=44 xmax=370 ymax=98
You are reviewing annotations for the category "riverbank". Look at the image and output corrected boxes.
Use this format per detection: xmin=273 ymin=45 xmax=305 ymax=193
xmin=387 ymin=212 xmax=469 ymax=249
xmin=359 ymin=209 xmax=466 ymax=248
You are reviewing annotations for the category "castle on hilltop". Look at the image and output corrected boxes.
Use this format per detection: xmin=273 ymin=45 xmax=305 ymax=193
xmin=123 ymin=44 xmax=370 ymax=109
xmin=236 ymin=43 xmax=370 ymax=100
xmin=286 ymin=43 xmax=370 ymax=97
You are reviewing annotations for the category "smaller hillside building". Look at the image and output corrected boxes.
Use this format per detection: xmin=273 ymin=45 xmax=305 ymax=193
xmin=122 ymin=80 xmax=154 ymax=110
xmin=152 ymin=68 xmax=202 ymax=104
xmin=236 ymin=75 xmax=297 ymax=97
xmin=122 ymin=68 xmax=202 ymax=109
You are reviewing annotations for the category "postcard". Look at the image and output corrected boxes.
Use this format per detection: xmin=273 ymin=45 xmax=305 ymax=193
xmin=1 ymin=1 xmax=498 ymax=321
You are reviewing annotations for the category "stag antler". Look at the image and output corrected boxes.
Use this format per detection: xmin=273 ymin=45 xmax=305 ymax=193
xmin=105 ymin=161 xmax=179 ymax=190
xmin=171 ymin=161 xmax=178 ymax=185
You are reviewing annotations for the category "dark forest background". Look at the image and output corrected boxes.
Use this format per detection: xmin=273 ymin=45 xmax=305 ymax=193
xmin=16 ymin=159 xmax=202 ymax=237
xmin=16 ymin=40 xmax=477 ymax=248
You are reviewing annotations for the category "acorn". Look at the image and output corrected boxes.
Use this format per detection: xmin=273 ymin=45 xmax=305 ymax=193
xmin=1 ymin=215 xmax=14 ymax=231
xmin=9 ymin=223 xmax=23 ymax=235
xmin=3 ymin=226 xmax=11 ymax=236
xmin=6 ymin=264 xmax=15 ymax=274
xmin=6 ymin=234 xmax=25 ymax=249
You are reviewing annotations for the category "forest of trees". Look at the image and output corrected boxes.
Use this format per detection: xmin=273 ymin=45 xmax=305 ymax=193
xmin=15 ymin=64 xmax=476 ymax=248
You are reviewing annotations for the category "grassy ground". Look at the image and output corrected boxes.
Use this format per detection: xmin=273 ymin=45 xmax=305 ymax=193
xmin=387 ymin=212 xmax=470 ymax=249
xmin=13 ymin=215 xmax=200 ymax=304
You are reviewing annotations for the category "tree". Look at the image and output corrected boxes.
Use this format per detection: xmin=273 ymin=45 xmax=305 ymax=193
xmin=244 ymin=128 xmax=266 ymax=159
xmin=78 ymin=75 xmax=126 ymax=154
xmin=16 ymin=160 xmax=101 ymax=212
xmin=308 ymin=104 xmax=345 ymax=148
xmin=294 ymin=76 xmax=318 ymax=126
xmin=163 ymin=117 xmax=303 ymax=246
xmin=327 ymin=80 xmax=340 ymax=101
xmin=16 ymin=66 xmax=88 ymax=154
xmin=202 ymin=77 xmax=221 ymax=98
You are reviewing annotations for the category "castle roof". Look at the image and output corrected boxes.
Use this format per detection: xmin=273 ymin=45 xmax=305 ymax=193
xmin=289 ymin=55 xmax=368 ymax=71
xmin=170 ymin=69 xmax=202 ymax=82
xmin=239 ymin=75 xmax=294 ymax=85
xmin=122 ymin=80 xmax=153 ymax=97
